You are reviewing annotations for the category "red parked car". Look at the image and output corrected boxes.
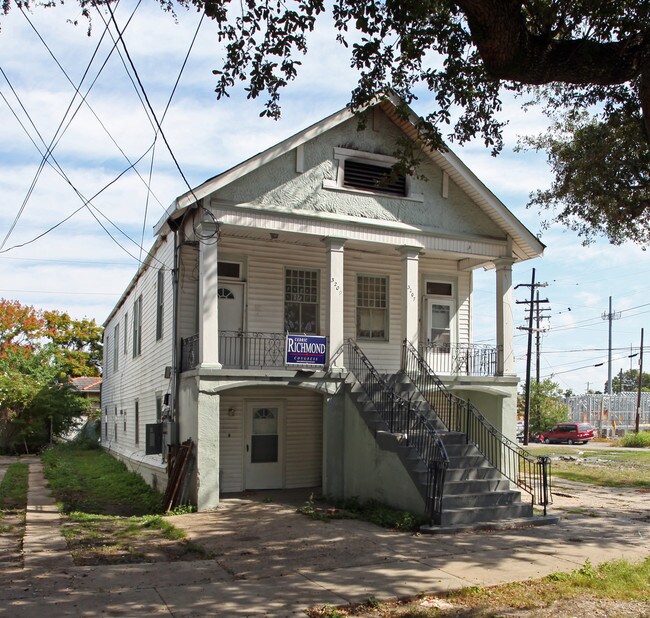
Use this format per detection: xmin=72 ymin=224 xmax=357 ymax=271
xmin=540 ymin=423 xmax=595 ymax=445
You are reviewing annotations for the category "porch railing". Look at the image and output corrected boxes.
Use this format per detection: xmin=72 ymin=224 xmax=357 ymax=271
xmin=347 ymin=340 xmax=448 ymax=525
xmin=418 ymin=341 xmax=501 ymax=376
xmin=402 ymin=340 xmax=552 ymax=513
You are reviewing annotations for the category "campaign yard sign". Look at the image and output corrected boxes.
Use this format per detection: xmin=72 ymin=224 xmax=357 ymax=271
xmin=285 ymin=334 xmax=327 ymax=366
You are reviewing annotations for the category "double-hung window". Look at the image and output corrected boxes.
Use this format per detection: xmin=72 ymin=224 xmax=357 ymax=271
xmin=132 ymin=295 xmax=142 ymax=357
xmin=356 ymin=275 xmax=388 ymax=340
xmin=113 ymin=324 xmax=120 ymax=372
xmin=156 ymin=270 xmax=164 ymax=341
xmin=284 ymin=269 xmax=319 ymax=333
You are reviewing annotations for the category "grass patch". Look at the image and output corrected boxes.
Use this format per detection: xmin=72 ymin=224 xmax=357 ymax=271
xmin=298 ymin=495 xmax=423 ymax=532
xmin=620 ymin=431 xmax=650 ymax=448
xmin=41 ymin=445 xmax=210 ymax=565
xmin=60 ymin=511 xmax=212 ymax=565
xmin=0 ymin=462 xmax=28 ymax=510
xmin=306 ymin=557 xmax=650 ymax=616
xmin=529 ymin=446 xmax=650 ymax=489
xmin=42 ymin=444 xmax=163 ymax=515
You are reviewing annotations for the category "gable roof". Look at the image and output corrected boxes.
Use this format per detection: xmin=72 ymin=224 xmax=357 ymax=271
xmin=70 ymin=376 xmax=102 ymax=393
xmin=155 ymin=94 xmax=544 ymax=262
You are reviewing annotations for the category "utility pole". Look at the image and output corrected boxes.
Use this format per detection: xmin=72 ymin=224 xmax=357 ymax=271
xmin=601 ymin=296 xmax=621 ymax=394
xmin=636 ymin=328 xmax=644 ymax=433
xmin=515 ymin=268 xmax=549 ymax=445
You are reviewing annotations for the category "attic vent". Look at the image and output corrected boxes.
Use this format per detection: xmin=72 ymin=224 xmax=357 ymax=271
xmin=343 ymin=160 xmax=406 ymax=196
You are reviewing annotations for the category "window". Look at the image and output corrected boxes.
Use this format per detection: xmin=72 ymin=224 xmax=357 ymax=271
xmin=104 ymin=335 xmax=109 ymax=377
xmin=113 ymin=324 xmax=120 ymax=372
xmin=251 ymin=407 xmax=279 ymax=463
xmin=424 ymin=279 xmax=455 ymax=349
xmin=427 ymin=303 xmax=452 ymax=346
xmin=134 ymin=401 xmax=140 ymax=445
xmin=123 ymin=312 xmax=128 ymax=355
xmin=132 ymin=295 xmax=142 ymax=357
xmin=156 ymin=270 xmax=164 ymax=341
xmin=356 ymin=275 xmax=388 ymax=340
xmin=343 ymin=159 xmax=406 ymax=196
xmin=218 ymin=261 xmax=241 ymax=279
xmin=426 ymin=281 xmax=453 ymax=296
xmin=284 ymin=269 xmax=319 ymax=333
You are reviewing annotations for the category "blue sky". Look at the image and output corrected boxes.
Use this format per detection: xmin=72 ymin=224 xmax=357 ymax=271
xmin=0 ymin=1 xmax=647 ymax=393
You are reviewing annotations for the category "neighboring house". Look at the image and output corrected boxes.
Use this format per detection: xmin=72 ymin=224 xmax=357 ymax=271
xmin=70 ymin=376 xmax=102 ymax=412
xmin=101 ymin=96 xmax=549 ymax=526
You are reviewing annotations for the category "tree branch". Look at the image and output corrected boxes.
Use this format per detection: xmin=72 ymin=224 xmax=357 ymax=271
xmin=456 ymin=0 xmax=650 ymax=86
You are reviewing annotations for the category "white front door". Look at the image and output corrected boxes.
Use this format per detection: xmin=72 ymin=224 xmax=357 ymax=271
xmin=218 ymin=283 xmax=244 ymax=367
xmin=244 ymin=402 xmax=284 ymax=489
xmin=424 ymin=298 xmax=454 ymax=374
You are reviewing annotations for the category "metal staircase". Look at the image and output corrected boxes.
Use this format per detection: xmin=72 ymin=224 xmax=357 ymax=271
xmin=344 ymin=340 xmax=553 ymax=529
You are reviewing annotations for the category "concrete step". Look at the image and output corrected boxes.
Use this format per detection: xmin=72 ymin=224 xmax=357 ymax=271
xmin=438 ymin=431 xmax=467 ymax=445
xmin=445 ymin=466 xmax=502 ymax=482
xmin=441 ymin=490 xmax=522 ymax=510
xmin=442 ymin=443 xmax=479 ymax=458
xmin=439 ymin=502 xmax=534 ymax=527
xmin=443 ymin=478 xmax=511 ymax=495
xmin=448 ymin=455 xmax=492 ymax=468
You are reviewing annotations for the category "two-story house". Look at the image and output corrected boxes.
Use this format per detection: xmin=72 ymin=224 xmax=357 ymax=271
xmin=101 ymin=95 xmax=550 ymax=528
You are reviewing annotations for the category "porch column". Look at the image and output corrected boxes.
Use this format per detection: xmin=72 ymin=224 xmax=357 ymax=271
xmin=198 ymin=220 xmax=221 ymax=368
xmin=399 ymin=246 xmax=421 ymax=347
xmin=326 ymin=238 xmax=346 ymax=369
xmin=495 ymin=257 xmax=515 ymax=376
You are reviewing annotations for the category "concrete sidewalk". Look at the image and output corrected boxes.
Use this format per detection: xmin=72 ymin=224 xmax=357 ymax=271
xmin=0 ymin=459 xmax=648 ymax=616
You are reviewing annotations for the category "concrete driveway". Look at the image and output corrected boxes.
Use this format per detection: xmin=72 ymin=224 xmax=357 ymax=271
xmin=2 ymin=462 xmax=649 ymax=617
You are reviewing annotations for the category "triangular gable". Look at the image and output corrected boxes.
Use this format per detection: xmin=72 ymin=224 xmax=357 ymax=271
xmin=155 ymin=95 xmax=543 ymax=262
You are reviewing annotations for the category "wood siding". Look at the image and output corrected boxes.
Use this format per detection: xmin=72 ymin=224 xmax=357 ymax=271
xmin=101 ymin=236 xmax=175 ymax=460
xmin=219 ymin=386 xmax=323 ymax=493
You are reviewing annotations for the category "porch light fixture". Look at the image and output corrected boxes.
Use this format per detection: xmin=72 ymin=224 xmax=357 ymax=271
xmin=227 ymin=408 xmax=236 ymax=416
xmin=270 ymin=233 xmax=279 ymax=240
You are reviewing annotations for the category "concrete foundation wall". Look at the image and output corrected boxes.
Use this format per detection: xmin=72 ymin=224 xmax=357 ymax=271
xmin=328 ymin=391 xmax=426 ymax=517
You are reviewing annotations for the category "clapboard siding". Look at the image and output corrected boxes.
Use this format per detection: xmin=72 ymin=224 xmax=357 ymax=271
xmin=343 ymin=249 xmax=403 ymax=372
xmin=218 ymin=386 xmax=323 ymax=492
xmin=218 ymin=237 xmax=328 ymax=334
xmin=101 ymin=236 xmax=175 ymax=458
xmin=178 ymin=244 xmax=199 ymax=339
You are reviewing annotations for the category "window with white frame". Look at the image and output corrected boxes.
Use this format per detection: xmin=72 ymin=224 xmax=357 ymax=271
xmin=156 ymin=270 xmax=164 ymax=341
xmin=123 ymin=312 xmax=128 ymax=355
xmin=113 ymin=323 xmax=120 ymax=372
xmin=132 ymin=295 xmax=142 ymax=357
xmin=356 ymin=275 xmax=388 ymax=340
xmin=284 ymin=268 xmax=319 ymax=333
xmin=105 ymin=334 xmax=109 ymax=377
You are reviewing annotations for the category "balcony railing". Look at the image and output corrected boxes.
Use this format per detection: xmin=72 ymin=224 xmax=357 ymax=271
xmin=418 ymin=342 xmax=501 ymax=376
xmin=182 ymin=331 xmax=324 ymax=371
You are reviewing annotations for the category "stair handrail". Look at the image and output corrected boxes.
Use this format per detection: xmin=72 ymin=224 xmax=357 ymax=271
xmin=346 ymin=340 xmax=449 ymax=524
xmin=401 ymin=340 xmax=552 ymax=513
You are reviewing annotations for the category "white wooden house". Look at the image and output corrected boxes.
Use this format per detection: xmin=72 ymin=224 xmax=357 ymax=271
xmin=101 ymin=96 xmax=549 ymax=526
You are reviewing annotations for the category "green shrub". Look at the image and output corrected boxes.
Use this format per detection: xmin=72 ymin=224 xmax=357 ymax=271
xmin=620 ymin=431 xmax=650 ymax=448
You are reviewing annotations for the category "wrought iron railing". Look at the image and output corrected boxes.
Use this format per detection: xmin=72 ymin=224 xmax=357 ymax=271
xmin=219 ymin=331 xmax=286 ymax=369
xmin=181 ymin=332 xmax=330 ymax=370
xmin=347 ymin=340 xmax=449 ymax=524
xmin=402 ymin=340 xmax=552 ymax=513
xmin=418 ymin=341 xmax=501 ymax=376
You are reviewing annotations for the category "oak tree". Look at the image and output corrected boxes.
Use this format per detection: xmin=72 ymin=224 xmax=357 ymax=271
xmin=6 ymin=1 xmax=650 ymax=243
